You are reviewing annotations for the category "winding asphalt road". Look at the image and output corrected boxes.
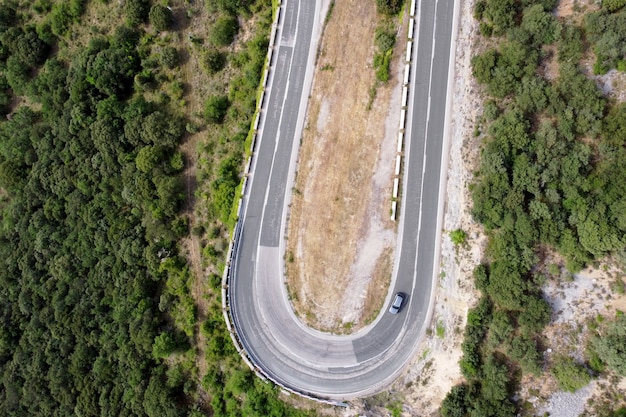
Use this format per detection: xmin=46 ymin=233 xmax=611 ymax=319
xmin=229 ymin=0 xmax=457 ymax=399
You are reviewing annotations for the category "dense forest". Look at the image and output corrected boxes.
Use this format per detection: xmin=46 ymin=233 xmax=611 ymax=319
xmin=0 ymin=0 xmax=316 ymax=416
xmin=441 ymin=0 xmax=626 ymax=415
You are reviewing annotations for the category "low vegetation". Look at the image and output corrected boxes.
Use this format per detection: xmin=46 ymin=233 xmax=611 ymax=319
xmin=368 ymin=0 xmax=402 ymax=109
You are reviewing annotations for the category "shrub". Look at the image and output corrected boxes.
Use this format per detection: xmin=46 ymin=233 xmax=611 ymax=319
xmin=450 ymin=229 xmax=468 ymax=246
xmin=603 ymin=0 xmax=626 ymax=12
xmin=551 ymin=356 xmax=591 ymax=392
xmin=125 ymin=0 xmax=150 ymax=26
xmin=207 ymin=0 xmax=251 ymax=15
xmin=589 ymin=314 xmax=626 ymax=375
xmin=161 ymin=46 xmax=180 ymax=68
xmin=149 ymin=5 xmax=173 ymax=32
xmin=375 ymin=27 xmax=396 ymax=52
xmin=210 ymin=15 xmax=239 ymax=46
xmin=204 ymin=95 xmax=230 ymax=124
xmin=50 ymin=3 xmax=73 ymax=36
xmin=375 ymin=0 xmax=403 ymax=15
xmin=203 ymin=49 xmax=226 ymax=74
xmin=374 ymin=50 xmax=392 ymax=82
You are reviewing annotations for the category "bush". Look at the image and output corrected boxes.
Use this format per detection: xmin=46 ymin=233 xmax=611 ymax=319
xmin=551 ymin=356 xmax=591 ymax=392
xmin=375 ymin=0 xmax=403 ymax=15
xmin=450 ymin=229 xmax=468 ymax=246
xmin=125 ymin=0 xmax=150 ymax=26
xmin=207 ymin=0 xmax=252 ymax=15
xmin=149 ymin=5 xmax=173 ymax=32
xmin=589 ymin=314 xmax=626 ymax=375
xmin=204 ymin=95 xmax=230 ymax=124
xmin=210 ymin=15 xmax=239 ymax=46
xmin=203 ymin=49 xmax=226 ymax=74
xmin=50 ymin=3 xmax=73 ymax=36
xmin=603 ymin=0 xmax=626 ymax=12
xmin=375 ymin=27 xmax=396 ymax=52
xmin=161 ymin=46 xmax=180 ymax=69
xmin=374 ymin=50 xmax=392 ymax=82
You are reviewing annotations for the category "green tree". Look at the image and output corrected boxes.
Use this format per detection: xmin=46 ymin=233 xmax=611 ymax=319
xmin=86 ymin=46 xmax=140 ymax=97
xmin=50 ymin=3 xmax=73 ymax=36
xmin=441 ymin=384 xmax=470 ymax=417
xmin=482 ymin=0 xmax=517 ymax=36
xmin=0 ymin=74 xmax=12 ymax=115
xmin=152 ymin=332 xmax=178 ymax=358
xmin=136 ymin=145 xmax=161 ymax=173
xmin=487 ymin=309 xmax=514 ymax=346
xmin=520 ymin=4 xmax=560 ymax=45
xmin=508 ymin=334 xmax=542 ymax=375
xmin=517 ymin=295 xmax=552 ymax=334
xmin=603 ymin=0 xmax=626 ymax=12
xmin=558 ymin=24 xmax=584 ymax=63
xmin=471 ymin=49 xmax=497 ymax=85
xmin=13 ymin=28 xmax=50 ymax=68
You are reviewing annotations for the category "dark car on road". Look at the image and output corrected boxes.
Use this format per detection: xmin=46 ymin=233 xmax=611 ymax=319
xmin=389 ymin=292 xmax=406 ymax=314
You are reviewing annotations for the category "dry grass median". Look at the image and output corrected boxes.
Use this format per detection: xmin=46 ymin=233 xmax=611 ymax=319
xmin=285 ymin=0 xmax=404 ymax=332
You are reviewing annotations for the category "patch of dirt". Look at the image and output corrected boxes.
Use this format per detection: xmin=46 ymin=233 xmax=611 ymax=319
xmin=285 ymin=0 xmax=401 ymax=332
xmin=555 ymin=0 xmax=577 ymax=19
xmin=539 ymin=45 xmax=560 ymax=81
xmin=592 ymin=69 xmax=626 ymax=103
xmin=555 ymin=0 xmax=599 ymax=22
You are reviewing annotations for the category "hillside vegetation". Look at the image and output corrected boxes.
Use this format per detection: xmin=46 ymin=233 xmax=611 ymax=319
xmin=441 ymin=0 xmax=626 ymax=415
xmin=0 ymin=0 xmax=316 ymax=416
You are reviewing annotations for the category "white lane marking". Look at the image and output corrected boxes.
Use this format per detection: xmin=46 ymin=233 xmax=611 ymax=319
xmin=410 ymin=0 xmax=437 ymax=303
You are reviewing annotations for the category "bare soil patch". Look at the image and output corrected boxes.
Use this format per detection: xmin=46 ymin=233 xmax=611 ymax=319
xmin=555 ymin=0 xmax=599 ymax=21
xmin=286 ymin=0 xmax=401 ymax=332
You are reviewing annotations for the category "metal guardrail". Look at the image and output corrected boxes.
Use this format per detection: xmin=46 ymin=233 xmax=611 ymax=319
xmin=391 ymin=0 xmax=418 ymax=221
